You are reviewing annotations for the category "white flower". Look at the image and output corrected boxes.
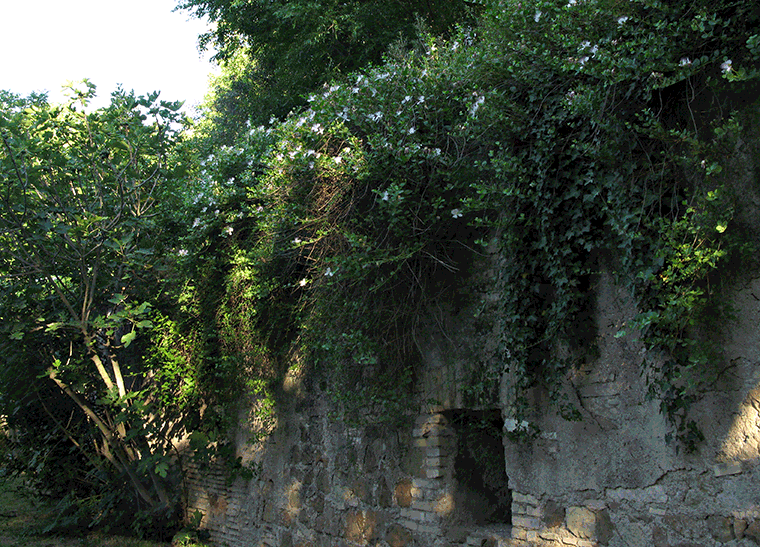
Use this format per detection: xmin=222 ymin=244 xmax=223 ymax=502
xmin=504 ymin=418 xmax=530 ymax=432
xmin=567 ymin=0 xmax=577 ymax=6
xmin=679 ymin=57 xmax=692 ymax=66
xmin=617 ymin=16 xmax=629 ymax=25
xmin=333 ymin=156 xmax=342 ymax=164
xmin=381 ymin=190 xmax=390 ymax=201
xmin=408 ymin=127 xmax=416 ymax=135
xmin=311 ymin=123 xmax=324 ymax=134
xmin=368 ymin=111 xmax=384 ymax=122
xmin=294 ymin=237 xmax=302 ymax=244
xmin=721 ymin=59 xmax=732 ymax=73
xmin=178 ymin=249 xmax=189 ymax=257
xmin=224 ymin=226 xmax=234 ymax=236
xmin=534 ymin=10 xmax=542 ymax=22
xmin=299 ymin=278 xmax=308 ymax=287
xmin=451 ymin=208 xmax=463 ymax=218
xmin=417 ymin=95 xmax=425 ymax=104
xmin=192 ymin=218 xmax=201 ymax=228
xmin=431 ymin=148 xmax=441 ymax=157
xmin=470 ymin=95 xmax=485 ymax=116
xmin=402 ymin=95 xmax=412 ymax=104
xmin=324 ymin=267 xmax=336 ymax=277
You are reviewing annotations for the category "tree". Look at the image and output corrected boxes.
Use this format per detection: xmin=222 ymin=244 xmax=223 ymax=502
xmin=179 ymin=0 xmax=476 ymax=127
xmin=0 ymin=82 xmax=190 ymax=534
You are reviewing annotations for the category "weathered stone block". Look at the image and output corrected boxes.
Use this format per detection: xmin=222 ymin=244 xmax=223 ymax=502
xmin=745 ymin=520 xmax=760 ymax=544
xmin=511 ymin=527 xmax=528 ymax=540
xmin=706 ymin=515 xmax=735 ymax=543
xmin=445 ymin=526 xmax=468 ymax=543
xmin=411 ymin=477 xmax=439 ymax=489
xmin=734 ymin=519 xmax=748 ymax=539
xmin=395 ymin=479 xmax=413 ymax=508
xmin=542 ymin=499 xmax=565 ymax=528
xmin=566 ymin=506 xmax=596 ymax=539
xmin=345 ymin=510 xmax=378 ymax=544
xmin=596 ymin=509 xmax=614 ymax=545
xmin=426 ymin=456 xmax=444 ymax=467
xmin=377 ymin=481 xmax=393 ymax=508
xmin=350 ymin=478 xmax=370 ymax=502
xmin=713 ymin=461 xmax=743 ymax=477
xmin=512 ymin=515 xmax=541 ymax=530
xmin=435 ymin=492 xmax=455 ymax=516
xmin=401 ymin=445 xmax=424 ymax=476
xmin=416 ymin=414 xmax=448 ymax=426
xmin=512 ymin=492 xmax=540 ymax=505
xmin=426 ymin=468 xmax=443 ymax=478
xmin=652 ymin=526 xmax=669 ymax=547
xmin=413 ymin=436 xmax=449 ymax=447
xmin=400 ymin=508 xmax=425 ymax=521
xmin=386 ymin=523 xmax=413 ymax=547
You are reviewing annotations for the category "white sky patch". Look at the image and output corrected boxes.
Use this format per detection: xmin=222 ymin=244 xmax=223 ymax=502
xmin=0 ymin=0 xmax=218 ymax=114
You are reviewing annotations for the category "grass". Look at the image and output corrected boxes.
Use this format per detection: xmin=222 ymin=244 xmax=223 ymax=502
xmin=0 ymin=476 xmax=192 ymax=547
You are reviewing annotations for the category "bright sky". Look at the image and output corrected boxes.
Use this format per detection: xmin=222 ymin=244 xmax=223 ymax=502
xmin=0 ymin=0 xmax=217 ymax=114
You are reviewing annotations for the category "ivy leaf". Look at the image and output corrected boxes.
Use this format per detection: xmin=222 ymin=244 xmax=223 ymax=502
xmin=108 ymin=294 xmax=126 ymax=305
xmin=121 ymin=330 xmax=137 ymax=347
xmin=155 ymin=460 xmax=169 ymax=478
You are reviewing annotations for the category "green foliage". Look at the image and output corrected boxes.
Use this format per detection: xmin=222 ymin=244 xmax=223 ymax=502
xmin=183 ymin=0 xmax=760 ymax=445
xmin=0 ymin=83 xmax=197 ymax=537
xmin=180 ymin=0 xmax=476 ymax=126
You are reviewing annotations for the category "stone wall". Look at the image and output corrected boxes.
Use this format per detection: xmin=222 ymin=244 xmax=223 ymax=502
xmin=183 ymin=264 xmax=760 ymax=547
xmin=501 ymin=272 xmax=760 ymax=547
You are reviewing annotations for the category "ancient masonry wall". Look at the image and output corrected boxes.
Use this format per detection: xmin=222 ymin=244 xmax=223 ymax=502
xmin=182 ymin=270 xmax=760 ymax=546
xmin=183 ymin=407 xmax=514 ymax=547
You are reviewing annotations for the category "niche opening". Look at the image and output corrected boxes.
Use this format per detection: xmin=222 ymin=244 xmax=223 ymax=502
xmin=446 ymin=409 xmax=511 ymax=526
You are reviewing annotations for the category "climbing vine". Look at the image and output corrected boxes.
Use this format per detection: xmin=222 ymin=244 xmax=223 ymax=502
xmin=180 ymin=0 xmax=760 ymax=444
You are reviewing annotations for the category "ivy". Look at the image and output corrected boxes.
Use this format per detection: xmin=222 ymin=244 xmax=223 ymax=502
xmin=180 ymin=0 xmax=760 ymax=445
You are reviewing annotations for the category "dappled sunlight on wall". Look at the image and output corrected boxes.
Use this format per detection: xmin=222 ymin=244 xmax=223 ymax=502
xmin=718 ymin=382 xmax=760 ymax=465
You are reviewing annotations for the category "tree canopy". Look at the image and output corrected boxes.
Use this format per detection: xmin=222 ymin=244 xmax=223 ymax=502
xmin=178 ymin=0 xmax=476 ymax=127
xmin=0 ymin=83 xmax=195 ymax=536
